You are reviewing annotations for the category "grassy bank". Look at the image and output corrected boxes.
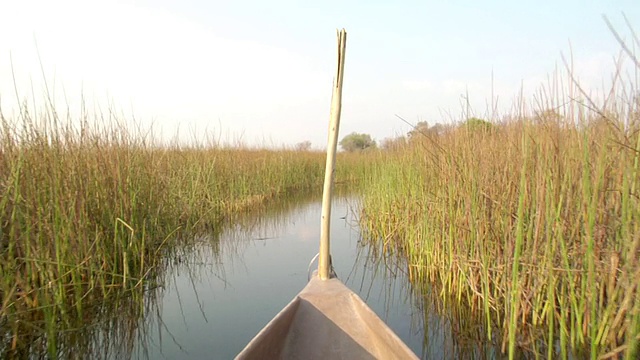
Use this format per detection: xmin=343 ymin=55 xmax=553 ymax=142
xmin=359 ymin=79 xmax=640 ymax=357
xmin=0 ymin=108 xmax=331 ymax=356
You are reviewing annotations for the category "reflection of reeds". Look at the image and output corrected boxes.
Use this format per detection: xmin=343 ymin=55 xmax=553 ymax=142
xmin=0 ymin=279 xmax=161 ymax=359
xmin=0 ymin=100 xmax=334 ymax=357
xmin=131 ymin=192 xmax=355 ymax=358
xmin=358 ymin=26 xmax=640 ymax=359
xmin=354 ymin=227 xmax=524 ymax=360
xmin=158 ymin=191 xmax=331 ymax=291
xmin=5 ymin=189 xmax=353 ymax=358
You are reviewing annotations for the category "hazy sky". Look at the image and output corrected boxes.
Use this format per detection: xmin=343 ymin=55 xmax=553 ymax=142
xmin=1 ymin=1 xmax=639 ymax=147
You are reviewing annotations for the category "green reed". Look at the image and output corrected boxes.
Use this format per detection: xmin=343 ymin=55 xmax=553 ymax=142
xmin=0 ymin=105 xmax=329 ymax=356
xmin=358 ymin=72 xmax=640 ymax=358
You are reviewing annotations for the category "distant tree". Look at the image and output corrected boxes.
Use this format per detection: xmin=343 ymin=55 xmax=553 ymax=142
xmin=381 ymin=136 xmax=407 ymax=150
xmin=408 ymin=121 xmax=431 ymax=139
xmin=295 ymin=140 xmax=312 ymax=151
xmin=428 ymin=123 xmax=447 ymax=136
xmin=339 ymin=132 xmax=376 ymax=152
xmin=461 ymin=117 xmax=493 ymax=132
xmin=408 ymin=122 xmax=447 ymax=141
xmin=534 ymin=109 xmax=563 ymax=123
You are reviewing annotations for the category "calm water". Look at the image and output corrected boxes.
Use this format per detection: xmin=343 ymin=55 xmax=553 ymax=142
xmin=40 ymin=194 xmax=516 ymax=360
xmin=1 ymin=195 xmax=557 ymax=359
xmin=129 ymin=196 xmax=427 ymax=359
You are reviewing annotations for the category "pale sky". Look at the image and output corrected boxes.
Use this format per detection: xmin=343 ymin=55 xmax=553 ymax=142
xmin=1 ymin=1 xmax=639 ymax=147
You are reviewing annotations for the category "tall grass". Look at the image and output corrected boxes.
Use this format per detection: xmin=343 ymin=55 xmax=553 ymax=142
xmin=0 ymin=104 xmax=329 ymax=356
xmin=358 ymin=64 xmax=640 ymax=357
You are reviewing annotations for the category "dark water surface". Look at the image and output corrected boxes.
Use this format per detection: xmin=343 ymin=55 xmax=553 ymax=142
xmin=130 ymin=197 xmax=427 ymax=359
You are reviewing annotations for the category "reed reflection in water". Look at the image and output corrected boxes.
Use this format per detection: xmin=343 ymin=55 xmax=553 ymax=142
xmin=131 ymin=194 xmax=519 ymax=359
xmin=126 ymin=195 xmax=429 ymax=359
xmin=20 ymin=194 xmax=526 ymax=359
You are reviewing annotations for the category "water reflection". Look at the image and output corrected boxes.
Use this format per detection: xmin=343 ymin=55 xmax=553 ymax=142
xmin=356 ymin=224 xmax=543 ymax=359
xmin=1 ymin=284 xmax=159 ymax=359
xmin=352 ymin=242 xmax=503 ymax=359
xmin=134 ymin=196 xmax=375 ymax=359
xmin=3 ymin=192 xmax=530 ymax=359
xmin=138 ymin=193 xmax=505 ymax=359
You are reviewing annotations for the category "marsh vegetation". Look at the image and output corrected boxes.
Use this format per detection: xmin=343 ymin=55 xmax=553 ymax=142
xmin=359 ymin=67 xmax=640 ymax=359
xmin=2 ymin=24 xmax=640 ymax=360
xmin=0 ymin=106 xmax=335 ymax=357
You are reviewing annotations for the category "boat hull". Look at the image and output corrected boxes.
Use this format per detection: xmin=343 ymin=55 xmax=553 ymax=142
xmin=236 ymin=274 xmax=418 ymax=359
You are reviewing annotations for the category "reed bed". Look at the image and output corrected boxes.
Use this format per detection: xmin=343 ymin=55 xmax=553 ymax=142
xmin=358 ymin=68 xmax=640 ymax=358
xmin=0 ymin=106 xmax=329 ymax=356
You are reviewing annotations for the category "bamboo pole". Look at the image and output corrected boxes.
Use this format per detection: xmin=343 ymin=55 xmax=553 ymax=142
xmin=319 ymin=29 xmax=347 ymax=280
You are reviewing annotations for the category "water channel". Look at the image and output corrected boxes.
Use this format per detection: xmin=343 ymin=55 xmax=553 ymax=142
xmin=129 ymin=196 xmax=427 ymax=359
xmin=37 ymin=194 xmax=509 ymax=359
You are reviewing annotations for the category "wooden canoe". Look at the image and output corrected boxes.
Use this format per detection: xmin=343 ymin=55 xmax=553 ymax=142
xmin=235 ymin=273 xmax=418 ymax=359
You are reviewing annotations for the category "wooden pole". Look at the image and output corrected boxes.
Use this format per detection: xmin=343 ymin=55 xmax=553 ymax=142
xmin=319 ymin=29 xmax=347 ymax=280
